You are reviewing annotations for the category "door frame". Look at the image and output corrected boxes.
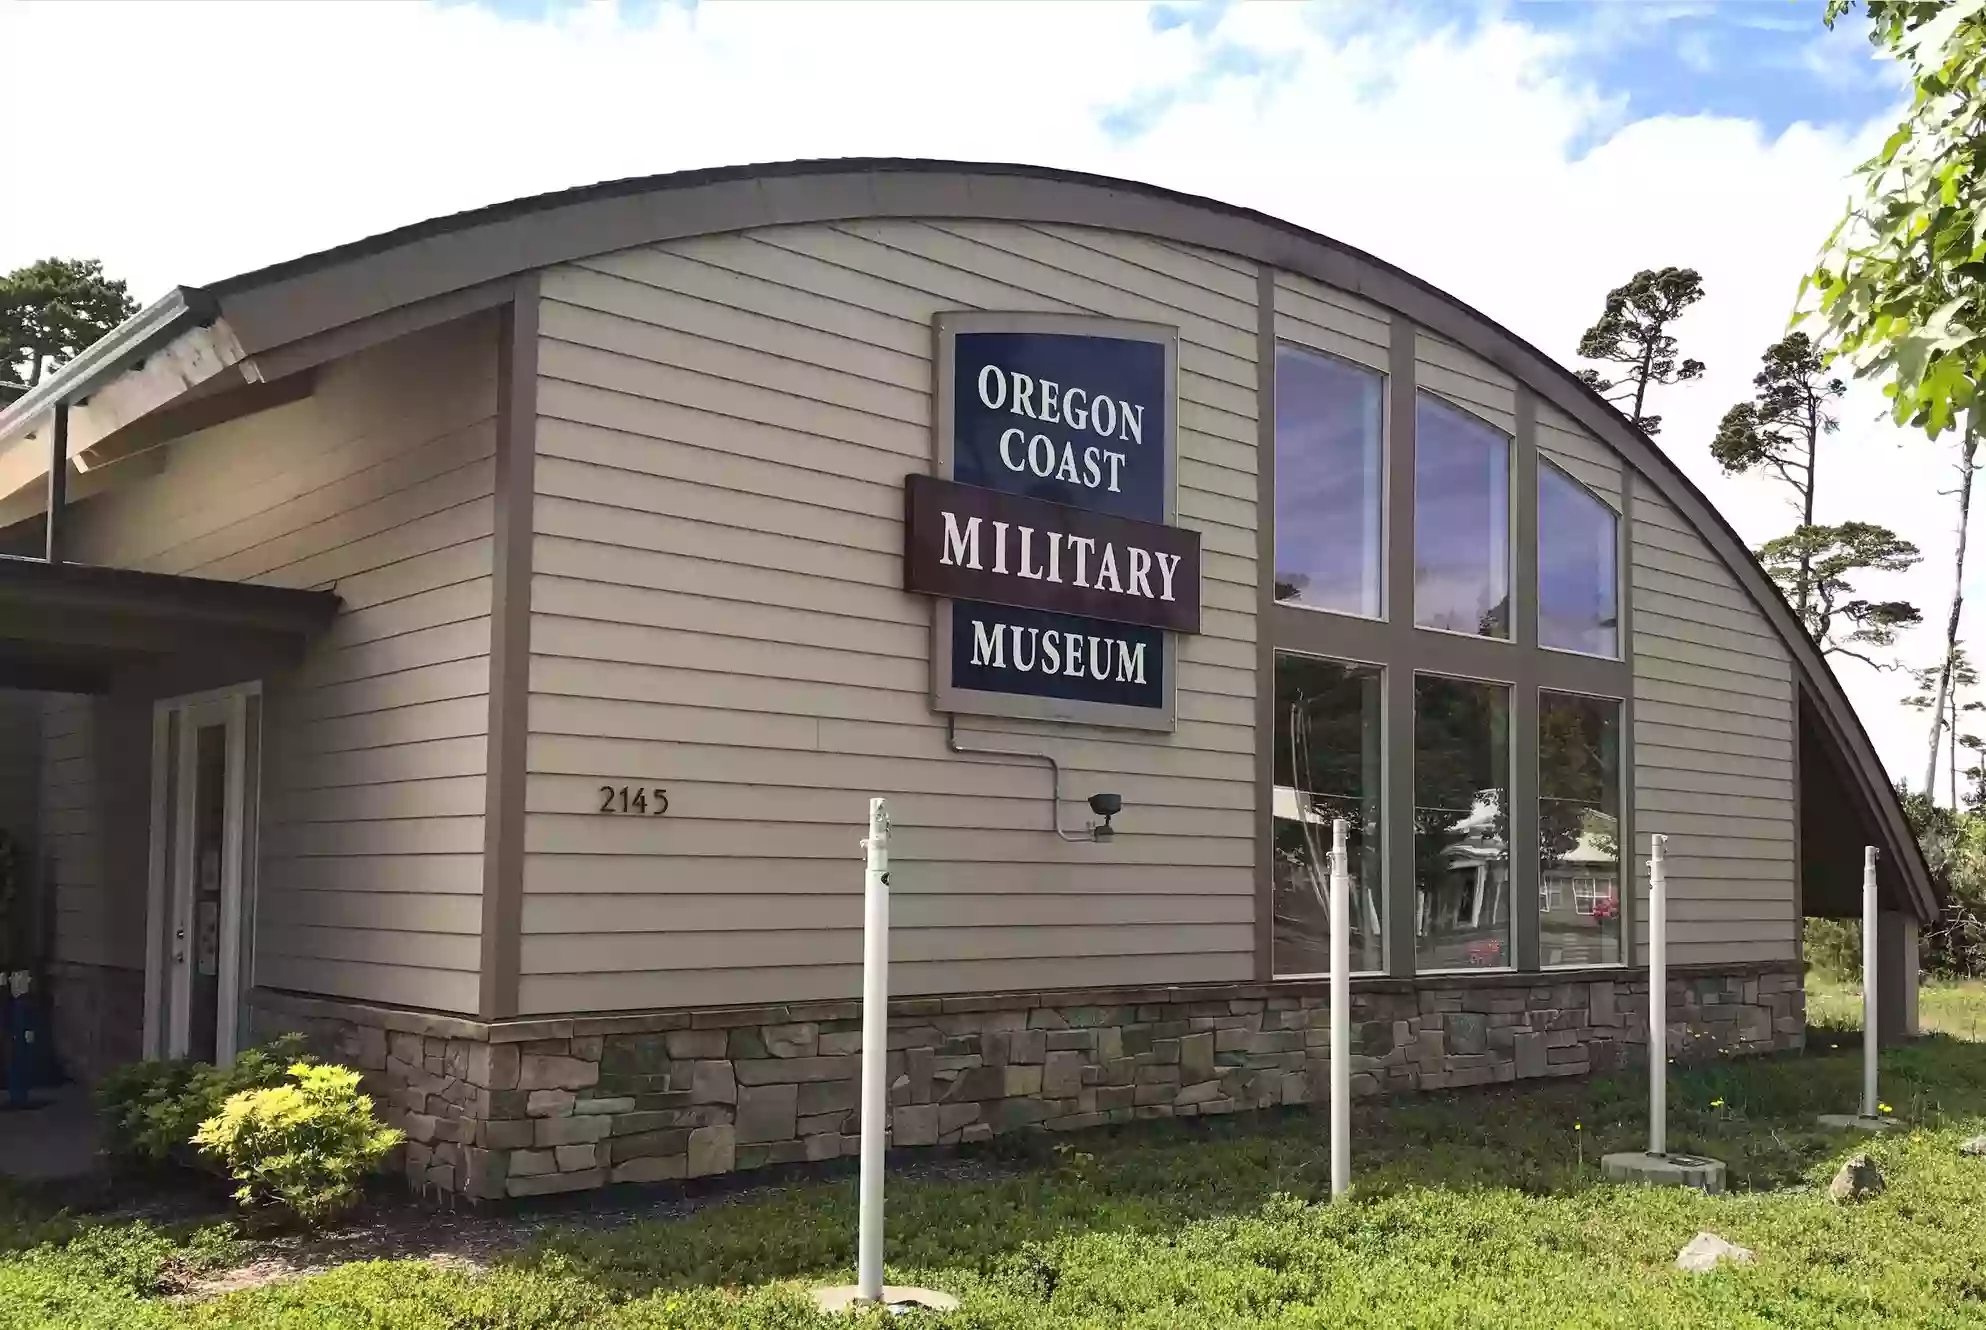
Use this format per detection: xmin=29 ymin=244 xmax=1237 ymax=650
xmin=143 ymin=681 xmax=261 ymax=1064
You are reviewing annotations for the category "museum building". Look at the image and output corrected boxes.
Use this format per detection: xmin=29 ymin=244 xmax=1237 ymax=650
xmin=0 ymin=160 xmax=1935 ymax=1196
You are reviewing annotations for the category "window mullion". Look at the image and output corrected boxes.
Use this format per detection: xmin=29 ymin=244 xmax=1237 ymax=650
xmin=1384 ymin=317 xmax=1418 ymax=978
xmin=1513 ymin=387 xmax=1541 ymax=971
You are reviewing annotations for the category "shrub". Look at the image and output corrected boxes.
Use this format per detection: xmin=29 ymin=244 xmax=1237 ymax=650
xmin=96 ymin=1034 xmax=313 ymax=1165
xmin=192 ymin=1062 xmax=403 ymax=1226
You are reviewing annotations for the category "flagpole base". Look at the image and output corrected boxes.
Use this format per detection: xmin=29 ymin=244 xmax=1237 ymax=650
xmin=1817 ymin=1113 xmax=1898 ymax=1132
xmin=1601 ymin=1150 xmax=1726 ymax=1193
xmin=813 ymin=1286 xmax=960 ymax=1316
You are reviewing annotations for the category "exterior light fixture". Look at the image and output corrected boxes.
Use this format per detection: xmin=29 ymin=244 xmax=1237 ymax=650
xmin=1087 ymin=792 xmax=1122 ymax=841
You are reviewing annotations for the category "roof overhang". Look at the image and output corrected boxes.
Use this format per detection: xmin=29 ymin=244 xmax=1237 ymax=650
xmin=0 ymin=556 xmax=340 ymax=693
xmin=0 ymin=158 xmax=1936 ymax=920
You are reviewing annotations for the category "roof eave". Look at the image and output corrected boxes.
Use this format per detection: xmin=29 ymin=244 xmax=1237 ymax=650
xmin=0 ymin=284 xmax=218 ymax=449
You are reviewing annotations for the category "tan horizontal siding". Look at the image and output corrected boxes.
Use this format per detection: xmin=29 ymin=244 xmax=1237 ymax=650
xmin=1539 ymin=438 xmax=1621 ymax=508
xmin=1537 ymin=402 xmax=1623 ymax=483
xmin=519 ymin=950 xmax=1249 ymax=1014
xmin=524 ymin=219 xmax=1260 ymax=1013
xmin=520 ymin=892 xmax=1250 ymax=934
xmin=1416 ymin=332 xmax=1515 ymax=434
xmin=0 ymin=696 xmax=38 ymax=888
xmin=38 ymin=694 xmax=104 ymax=967
xmin=61 ymin=316 xmax=499 ymax=1013
xmin=1273 ymin=271 xmax=1390 ymax=372
xmin=1629 ymin=474 xmax=1795 ymax=965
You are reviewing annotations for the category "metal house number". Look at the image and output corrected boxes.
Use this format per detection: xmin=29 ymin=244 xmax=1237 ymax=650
xmin=598 ymin=785 xmax=669 ymax=815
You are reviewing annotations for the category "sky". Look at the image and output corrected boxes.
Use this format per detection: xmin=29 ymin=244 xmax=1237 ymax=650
xmin=0 ymin=0 xmax=1959 ymax=793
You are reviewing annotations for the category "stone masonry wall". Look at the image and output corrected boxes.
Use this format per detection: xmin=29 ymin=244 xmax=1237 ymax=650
xmin=248 ymin=964 xmax=1803 ymax=1200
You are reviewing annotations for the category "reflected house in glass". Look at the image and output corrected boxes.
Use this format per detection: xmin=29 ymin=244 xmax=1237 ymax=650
xmin=1540 ymin=810 xmax=1622 ymax=968
xmin=0 ymin=160 xmax=1936 ymax=1196
xmin=1419 ymin=789 xmax=1512 ymax=970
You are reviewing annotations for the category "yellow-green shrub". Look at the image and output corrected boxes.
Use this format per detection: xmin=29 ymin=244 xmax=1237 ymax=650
xmin=192 ymin=1063 xmax=402 ymax=1226
xmin=96 ymin=1034 xmax=312 ymax=1165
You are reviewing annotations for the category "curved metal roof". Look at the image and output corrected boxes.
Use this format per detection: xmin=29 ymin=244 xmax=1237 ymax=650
xmin=8 ymin=157 xmax=1936 ymax=920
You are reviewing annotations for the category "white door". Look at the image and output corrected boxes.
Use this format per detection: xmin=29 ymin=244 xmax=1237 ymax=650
xmin=145 ymin=685 xmax=260 ymax=1064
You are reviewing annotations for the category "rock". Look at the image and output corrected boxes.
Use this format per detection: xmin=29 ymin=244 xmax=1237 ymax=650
xmin=736 ymin=1083 xmax=799 ymax=1144
xmin=1042 ymin=1050 xmax=1086 ymax=1098
xmin=1174 ymin=1079 xmax=1223 ymax=1107
xmin=507 ymin=1168 xmax=603 ymax=1196
xmin=1513 ymin=1031 xmax=1547 ymax=1079
xmin=526 ymin=1089 xmax=576 ymax=1117
xmin=666 ymin=1030 xmax=729 ymax=1060
xmin=534 ymin=1114 xmax=611 ymax=1147
xmin=1960 ymin=1135 xmax=1986 ymax=1157
xmin=892 ymin=1103 xmax=939 ymax=1147
xmin=1179 ymin=1032 xmax=1215 ymax=1082
xmin=509 ymin=1149 xmax=555 ymax=1178
xmin=1829 ymin=1154 xmax=1884 ymax=1203
xmin=611 ymin=1155 xmax=686 ymax=1184
xmin=574 ymin=1096 xmax=635 ymax=1115
xmin=519 ymin=1055 xmax=599 ymax=1091
xmin=763 ymin=1022 xmax=820 ymax=1058
xmin=1675 ymin=1231 xmax=1754 ymax=1273
xmin=688 ymin=1124 xmax=736 ymax=1177
xmin=610 ymin=1128 xmax=692 ymax=1162
xmin=462 ymin=1147 xmax=508 ymax=1198
xmin=482 ymin=1118 xmax=534 ymax=1150
xmin=691 ymin=1060 xmax=737 ymax=1105
xmin=1442 ymin=1013 xmax=1487 ymax=1057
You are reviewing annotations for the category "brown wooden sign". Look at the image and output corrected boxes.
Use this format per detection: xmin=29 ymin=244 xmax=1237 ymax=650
xmin=904 ymin=473 xmax=1201 ymax=633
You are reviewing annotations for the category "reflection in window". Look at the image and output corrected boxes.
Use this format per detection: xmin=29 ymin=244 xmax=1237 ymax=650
xmin=1539 ymin=461 xmax=1619 ymax=656
xmin=1275 ymin=346 xmax=1384 ymax=618
xmin=1272 ymin=653 xmax=1384 ymax=976
xmin=1414 ymin=674 xmax=1510 ymax=969
xmin=1415 ymin=395 xmax=1510 ymax=638
xmin=1540 ymin=691 xmax=1622 ymax=967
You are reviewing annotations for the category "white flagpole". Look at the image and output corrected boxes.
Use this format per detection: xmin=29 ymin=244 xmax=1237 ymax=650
xmin=1862 ymin=845 xmax=1879 ymax=1120
xmin=1648 ymin=833 xmax=1668 ymax=1157
xmin=1330 ymin=817 xmax=1350 ymax=1197
xmin=857 ymin=797 xmax=890 ymax=1303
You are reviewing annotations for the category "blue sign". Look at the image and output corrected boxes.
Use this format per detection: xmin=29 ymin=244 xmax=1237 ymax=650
xmin=951 ymin=331 xmax=1168 ymax=523
xmin=931 ymin=317 xmax=1182 ymax=727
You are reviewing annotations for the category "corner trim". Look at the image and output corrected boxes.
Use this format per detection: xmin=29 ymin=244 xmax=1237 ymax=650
xmin=1255 ymin=265 xmax=1277 ymax=981
xmin=479 ymin=276 xmax=538 ymax=1021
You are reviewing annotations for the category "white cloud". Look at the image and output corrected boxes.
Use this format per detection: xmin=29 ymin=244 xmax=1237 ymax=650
xmin=0 ymin=0 xmax=1959 ymax=792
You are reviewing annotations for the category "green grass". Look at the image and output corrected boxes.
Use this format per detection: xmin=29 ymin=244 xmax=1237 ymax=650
xmin=1807 ymin=972 xmax=1986 ymax=1043
xmin=5 ymin=985 xmax=1986 ymax=1328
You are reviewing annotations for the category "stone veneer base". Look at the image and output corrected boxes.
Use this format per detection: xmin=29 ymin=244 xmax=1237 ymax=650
xmin=246 ymin=962 xmax=1803 ymax=1200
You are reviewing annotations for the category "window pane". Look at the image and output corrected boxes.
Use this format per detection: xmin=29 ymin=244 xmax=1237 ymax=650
xmin=1414 ymin=675 xmax=1510 ymax=969
xmin=1275 ymin=346 xmax=1384 ymax=618
xmin=1539 ymin=462 xmax=1619 ymax=656
xmin=1272 ymin=653 xmax=1384 ymax=976
xmin=1540 ymin=691 xmax=1623 ymax=967
xmin=1414 ymin=395 xmax=1510 ymax=638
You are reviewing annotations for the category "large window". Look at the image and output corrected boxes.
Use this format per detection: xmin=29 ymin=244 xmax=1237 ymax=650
xmin=1272 ymin=653 xmax=1384 ymax=976
xmin=1274 ymin=346 xmax=1384 ymax=618
xmin=1539 ymin=691 xmax=1623 ymax=967
xmin=1414 ymin=394 xmax=1510 ymax=638
xmin=1414 ymin=674 xmax=1511 ymax=970
xmin=1539 ymin=461 xmax=1619 ymax=657
xmin=1268 ymin=332 xmax=1636 ymax=980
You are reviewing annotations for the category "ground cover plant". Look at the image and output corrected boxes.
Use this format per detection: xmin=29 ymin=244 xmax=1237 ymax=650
xmin=1 ymin=980 xmax=1982 ymax=1328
